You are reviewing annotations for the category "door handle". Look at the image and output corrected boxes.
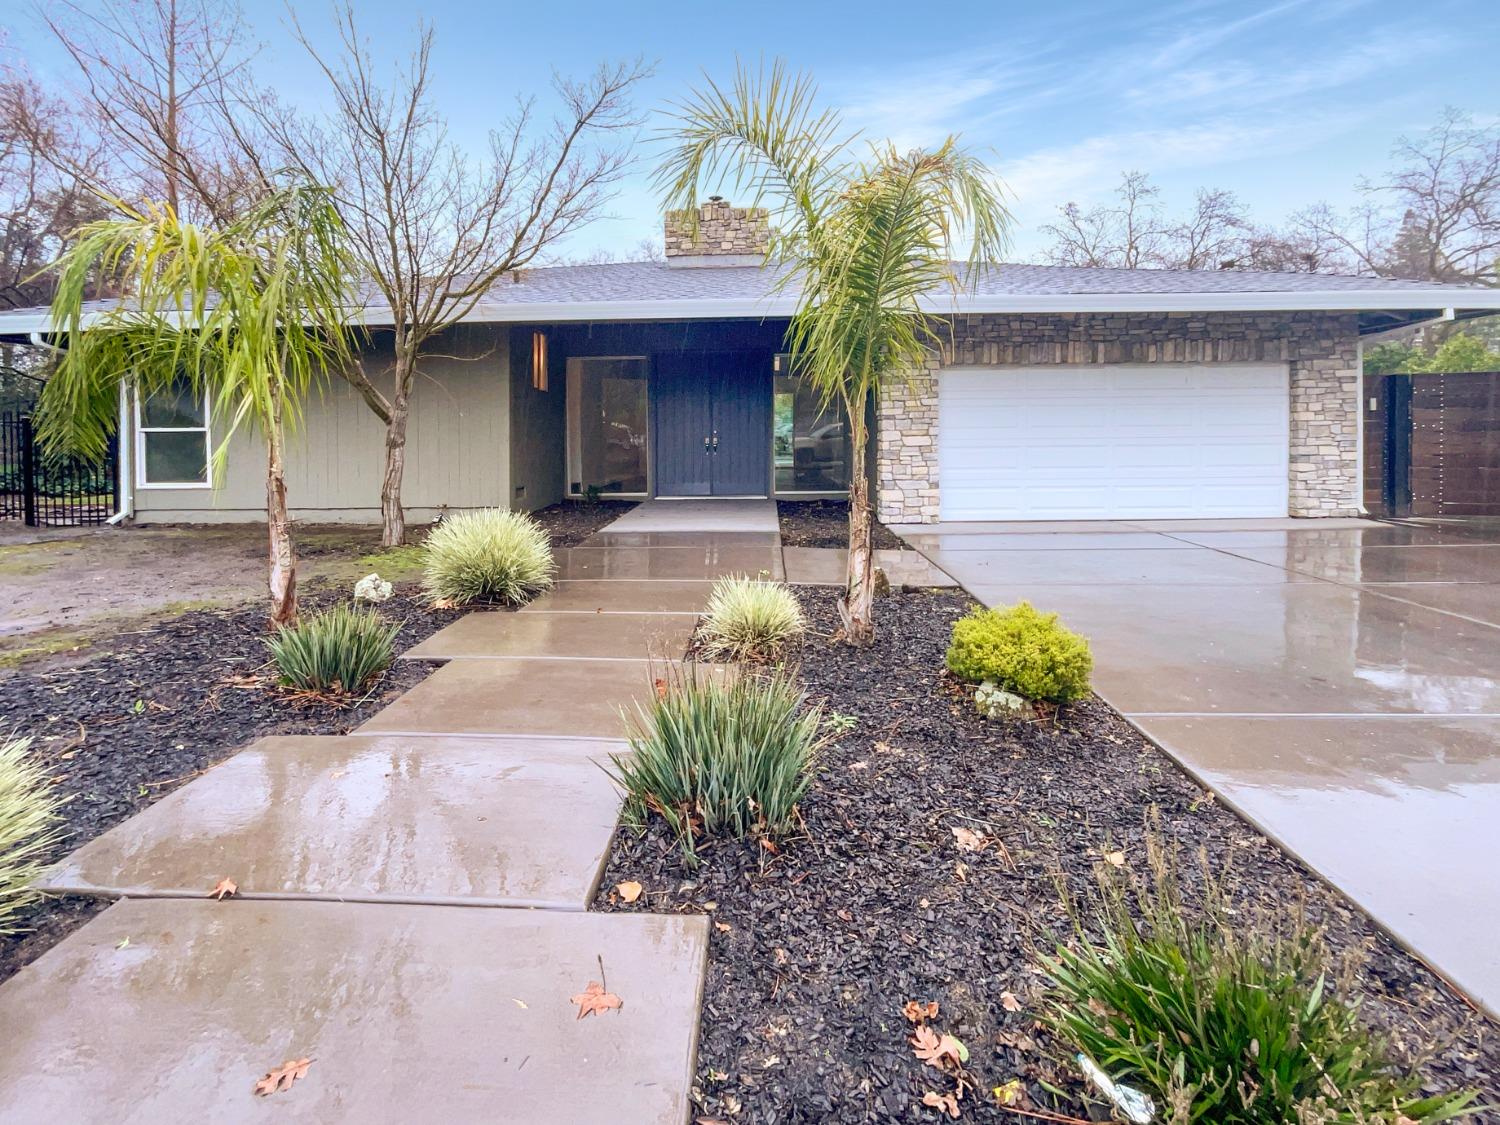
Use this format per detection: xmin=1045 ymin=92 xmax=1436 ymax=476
xmin=704 ymin=435 xmax=712 ymax=453
xmin=711 ymin=431 xmax=719 ymax=452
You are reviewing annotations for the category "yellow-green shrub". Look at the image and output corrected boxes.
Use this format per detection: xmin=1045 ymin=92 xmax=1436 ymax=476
xmin=0 ymin=736 xmax=62 ymax=933
xmin=945 ymin=602 xmax=1092 ymax=703
xmin=699 ymin=576 xmax=805 ymax=661
xmin=421 ymin=508 xmax=554 ymax=606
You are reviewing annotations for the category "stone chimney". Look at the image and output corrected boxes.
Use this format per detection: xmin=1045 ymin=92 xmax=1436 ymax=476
xmin=663 ymin=197 xmax=770 ymax=267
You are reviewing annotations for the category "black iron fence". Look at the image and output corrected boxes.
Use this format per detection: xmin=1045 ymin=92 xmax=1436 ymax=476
xmin=0 ymin=412 xmax=119 ymax=526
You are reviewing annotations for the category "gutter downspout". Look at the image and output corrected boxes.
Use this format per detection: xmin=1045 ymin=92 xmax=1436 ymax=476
xmin=28 ymin=330 xmax=134 ymax=525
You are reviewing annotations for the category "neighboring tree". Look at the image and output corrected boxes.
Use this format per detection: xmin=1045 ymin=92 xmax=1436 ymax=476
xmin=1042 ymin=172 xmax=1250 ymax=270
xmin=1292 ymin=109 xmax=1500 ymax=286
xmin=659 ymin=61 xmax=1009 ymax=644
xmin=262 ymin=7 xmax=647 ymax=545
xmin=1412 ymin=333 xmax=1500 ymax=373
xmin=42 ymin=0 xmax=266 ymax=225
xmin=38 ymin=182 xmax=357 ymax=626
xmin=1363 ymin=340 xmax=1421 ymax=376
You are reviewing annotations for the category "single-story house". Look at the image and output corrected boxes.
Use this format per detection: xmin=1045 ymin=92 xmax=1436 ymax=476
xmin=3 ymin=199 xmax=1498 ymax=525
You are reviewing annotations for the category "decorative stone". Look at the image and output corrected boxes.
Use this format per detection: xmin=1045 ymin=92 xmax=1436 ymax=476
xmin=975 ymin=680 xmax=1037 ymax=721
xmin=353 ymin=572 xmax=392 ymax=603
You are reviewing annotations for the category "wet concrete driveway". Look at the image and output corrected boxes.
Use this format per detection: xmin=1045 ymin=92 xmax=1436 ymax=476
xmin=898 ymin=517 xmax=1500 ymax=1017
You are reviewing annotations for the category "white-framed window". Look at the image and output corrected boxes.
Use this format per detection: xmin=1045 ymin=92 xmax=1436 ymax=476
xmin=135 ymin=378 xmax=211 ymax=489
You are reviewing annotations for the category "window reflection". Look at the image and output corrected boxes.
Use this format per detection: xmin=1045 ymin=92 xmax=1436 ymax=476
xmin=773 ymin=365 xmax=848 ymax=492
xmin=567 ymin=357 xmax=648 ymax=495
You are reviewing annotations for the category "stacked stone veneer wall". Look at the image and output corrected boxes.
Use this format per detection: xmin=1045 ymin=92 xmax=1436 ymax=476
xmin=663 ymin=199 xmax=770 ymax=257
xmin=876 ymin=311 xmax=1361 ymax=524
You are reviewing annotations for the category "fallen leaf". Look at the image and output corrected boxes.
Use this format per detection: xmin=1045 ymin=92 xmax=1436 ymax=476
xmin=993 ymin=1078 xmax=1025 ymax=1106
xmin=758 ymin=838 xmax=779 ymax=854
xmin=512 ymin=998 xmax=528 ymax=1010
xmin=429 ymin=598 xmax=457 ymax=610
xmin=654 ymin=678 xmax=669 ymax=700
xmin=209 ymin=878 xmax=237 ymax=900
xmin=903 ymin=1000 xmax=939 ymax=1023
xmin=570 ymin=980 xmax=623 ymax=1020
xmin=714 ymin=921 xmax=731 ymax=933
xmin=922 ymin=1089 xmax=961 ymax=1118
xmin=617 ymin=880 xmax=643 ymax=903
xmin=953 ymin=861 xmax=969 ymax=883
xmin=951 ymin=826 xmax=986 ymax=852
xmin=911 ymin=1026 xmax=968 ymax=1070
xmin=836 ymin=908 xmax=852 ymax=923
xmin=1000 ymin=990 xmax=1022 ymax=1012
xmin=328 ymin=769 xmax=347 ymax=781
xmin=848 ymin=761 xmax=869 ymax=771
xmin=115 ymin=937 xmax=130 ymax=950
xmin=253 ymin=1057 xmax=311 ymax=1097
xmin=773 ymin=947 xmax=789 ymax=966
xmin=1103 ymin=850 xmax=1126 ymax=867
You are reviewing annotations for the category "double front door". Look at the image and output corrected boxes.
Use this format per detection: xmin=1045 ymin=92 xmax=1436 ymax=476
xmin=653 ymin=352 xmax=771 ymax=497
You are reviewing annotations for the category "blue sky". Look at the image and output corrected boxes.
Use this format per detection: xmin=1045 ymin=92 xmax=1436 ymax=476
xmin=8 ymin=0 xmax=1499 ymax=260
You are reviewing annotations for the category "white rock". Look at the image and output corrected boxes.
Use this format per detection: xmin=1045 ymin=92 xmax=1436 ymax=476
xmin=353 ymin=573 xmax=393 ymax=604
xmin=975 ymin=680 xmax=1036 ymax=721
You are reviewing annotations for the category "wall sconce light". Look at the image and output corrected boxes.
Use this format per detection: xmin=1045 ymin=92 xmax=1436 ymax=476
xmin=531 ymin=330 xmax=548 ymax=391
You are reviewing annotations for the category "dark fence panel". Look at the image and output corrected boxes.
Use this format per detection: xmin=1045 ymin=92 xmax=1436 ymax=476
xmin=0 ymin=411 xmax=119 ymax=527
xmin=1367 ymin=370 xmax=1500 ymax=519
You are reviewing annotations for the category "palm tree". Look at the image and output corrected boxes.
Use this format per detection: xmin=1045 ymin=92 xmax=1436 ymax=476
xmin=38 ymin=182 xmax=357 ymax=627
xmin=659 ymin=62 xmax=1010 ymax=644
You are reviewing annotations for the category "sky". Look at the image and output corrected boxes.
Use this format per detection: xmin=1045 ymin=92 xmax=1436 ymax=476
xmin=7 ymin=0 xmax=1500 ymax=261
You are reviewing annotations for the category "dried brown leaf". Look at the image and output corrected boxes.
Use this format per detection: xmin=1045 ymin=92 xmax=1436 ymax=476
xmin=209 ymin=877 xmax=237 ymax=900
xmin=253 ymin=1057 xmax=310 ymax=1097
xmin=570 ymin=980 xmax=622 ymax=1020
xmin=617 ymin=880 xmax=643 ymax=903
xmin=922 ymin=1089 xmax=961 ymax=1118
xmin=903 ymin=1000 xmax=939 ymax=1024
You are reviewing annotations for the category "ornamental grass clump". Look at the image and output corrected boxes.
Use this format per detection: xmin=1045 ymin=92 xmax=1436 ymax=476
xmin=0 ymin=736 xmax=63 ymax=933
xmin=699 ymin=575 xmax=806 ymax=662
xmin=608 ymin=666 xmax=823 ymax=860
xmin=420 ymin=508 xmax=554 ymax=606
xmin=945 ymin=602 xmax=1092 ymax=703
xmin=266 ymin=605 xmax=400 ymax=694
xmin=1041 ymin=831 xmax=1476 ymax=1124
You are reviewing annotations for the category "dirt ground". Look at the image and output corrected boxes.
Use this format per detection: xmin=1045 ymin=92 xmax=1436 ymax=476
xmin=0 ymin=501 xmax=631 ymax=667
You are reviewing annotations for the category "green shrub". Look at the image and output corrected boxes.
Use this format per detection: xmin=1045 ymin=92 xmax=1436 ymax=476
xmin=699 ymin=575 xmax=805 ymax=661
xmin=1042 ymin=834 xmax=1475 ymax=1124
xmin=945 ymin=602 xmax=1092 ymax=702
xmin=420 ymin=508 xmax=554 ymax=606
xmin=266 ymin=605 xmax=400 ymax=693
xmin=607 ymin=666 xmax=823 ymax=859
xmin=0 ymin=736 xmax=63 ymax=934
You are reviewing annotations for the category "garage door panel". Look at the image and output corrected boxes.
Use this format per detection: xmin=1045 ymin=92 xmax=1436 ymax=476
xmin=937 ymin=364 xmax=1290 ymax=521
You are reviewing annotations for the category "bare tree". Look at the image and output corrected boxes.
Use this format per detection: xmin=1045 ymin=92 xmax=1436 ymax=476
xmin=1043 ymin=171 xmax=1166 ymax=268
xmin=263 ymin=6 xmax=648 ymax=544
xmin=41 ymin=0 xmax=267 ymax=225
xmin=1292 ymin=109 xmax=1500 ymax=285
xmin=1166 ymin=188 xmax=1248 ymax=270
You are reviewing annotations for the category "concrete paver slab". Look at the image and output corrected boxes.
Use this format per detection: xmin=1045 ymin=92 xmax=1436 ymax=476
xmin=1142 ymin=715 xmax=1500 ymax=1016
xmin=1362 ymin=582 xmax=1500 ymax=628
xmin=601 ymin=498 xmax=778 ymax=533
xmin=964 ymin=581 xmax=1500 ymax=715
xmin=924 ymin=546 xmax=1304 ymax=586
xmin=0 ymin=898 xmax=707 ymax=1124
xmin=404 ymin=611 xmax=697 ymax=662
xmin=358 ymin=657 xmax=663 ymax=738
xmin=1162 ymin=525 xmax=1500 ymax=549
xmin=782 ymin=547 xmax=956 ymax=587
xmin=1223 ymin=543 xmax=1500 ymax=584
xmin=898 ymin=531 xmax=1193 ymax=551
xmin=38 ymin=734 xmax=625 ymax=910
xmin=582 ymin=530 xmax=782 ymax=548
xmin=522 ymin=579 xmax=713 ymax=614
xmin=555 ymin=545 xmax=783 ymax=581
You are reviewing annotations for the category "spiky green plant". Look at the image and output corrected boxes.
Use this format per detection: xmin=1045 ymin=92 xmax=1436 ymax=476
xmin=1041 ymin=832 xmax=1477 ymax=1124
xmin=946 ymin=602 xmax=1093 ymax=703
xmin=0 ymin=736 xmax=63 ymax=934
xmin=699 ymin=576 xmax=805 ymax=662
xmin=658 ymin=60 xmax=1010 ymax=643
xmin=420 ymin=509 xmax=554 ymax=606
xmin=607 ymin=665 xmax=823 ymax=860
xmin=265 ymin=605 xmax=400 ymax=694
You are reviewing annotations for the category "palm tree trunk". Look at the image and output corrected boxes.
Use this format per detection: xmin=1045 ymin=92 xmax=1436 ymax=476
xmin=265 ymin=393 xmax=297 ymax=628
xmin=840 ymin=415 xmax=876 ymax=645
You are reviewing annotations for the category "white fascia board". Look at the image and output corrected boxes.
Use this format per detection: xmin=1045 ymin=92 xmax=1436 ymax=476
xmin=6 ymin=287 xmax=1500 ymax=335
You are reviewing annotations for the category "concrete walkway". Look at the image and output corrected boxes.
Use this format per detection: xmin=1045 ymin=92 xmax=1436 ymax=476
xmin=0 ymin=505 xmax=804 ymax=1122
xmin=896 ymin=516 xmax=1500 ymax=1018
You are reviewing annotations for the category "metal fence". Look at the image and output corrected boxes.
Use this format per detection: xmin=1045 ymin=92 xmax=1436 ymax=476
xmin=0 ymin=412 xmax=119 ymax=527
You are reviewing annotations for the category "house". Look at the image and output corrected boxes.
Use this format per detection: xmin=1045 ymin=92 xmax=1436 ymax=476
xmin=3 ymin=198 xmax=1498 ymax=526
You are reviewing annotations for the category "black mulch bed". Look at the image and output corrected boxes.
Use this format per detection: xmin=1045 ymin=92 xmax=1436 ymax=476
xmin=0 ymin=585 xmax=465 ymax=984
xmin=778 ymin=500 xmax=905 ymax=551
xmin=595 ymin=587 xmax=1498 ymax=1123
xmin=531 ymin=498 xmax=638 ymax=547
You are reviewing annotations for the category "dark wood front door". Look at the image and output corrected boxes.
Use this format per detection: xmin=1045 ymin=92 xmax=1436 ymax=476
xmin=653 ymin=352 xmax=770 ymax=497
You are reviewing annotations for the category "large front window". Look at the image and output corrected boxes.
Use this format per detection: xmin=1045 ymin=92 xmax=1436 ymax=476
xmin=773 ymin=361 xmax=849 ymax=493
xmin=567 ymin=357 xmax=649 ymax=496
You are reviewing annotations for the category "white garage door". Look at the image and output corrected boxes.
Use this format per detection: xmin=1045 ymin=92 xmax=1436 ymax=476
xmin=937 ymin=364 xmax=1289 ymax=521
